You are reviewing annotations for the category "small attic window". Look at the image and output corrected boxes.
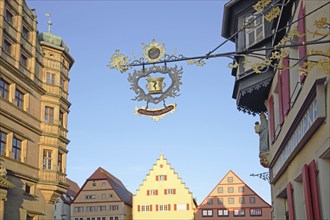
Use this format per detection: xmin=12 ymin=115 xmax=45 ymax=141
xmin=92 ymin=181 xmax=96 ymax=186
xmin=160 ymin=164 xmax=163 ymax=168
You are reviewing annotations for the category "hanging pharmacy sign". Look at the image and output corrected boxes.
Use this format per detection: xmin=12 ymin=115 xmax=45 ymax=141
xmin=108 ymin=40 xmax=205 ymax=121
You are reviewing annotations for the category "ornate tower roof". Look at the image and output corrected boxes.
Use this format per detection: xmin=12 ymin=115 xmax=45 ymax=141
xmin=38 ymin=32 xmax=70 ymax=52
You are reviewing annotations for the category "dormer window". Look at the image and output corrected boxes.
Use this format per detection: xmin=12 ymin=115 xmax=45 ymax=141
xmin=244 ymin=13 xmax=264 ymax=48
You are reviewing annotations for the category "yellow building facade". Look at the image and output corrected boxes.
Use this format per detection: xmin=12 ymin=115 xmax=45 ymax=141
xmin=0 ymin=0 xmax=74 ymax=219
xmin=133 ymin=154 xmax=196 ymax=220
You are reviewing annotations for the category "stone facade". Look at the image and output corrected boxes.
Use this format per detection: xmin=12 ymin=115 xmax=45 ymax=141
xmin=0 ymin=0 xmax=74 ymax=219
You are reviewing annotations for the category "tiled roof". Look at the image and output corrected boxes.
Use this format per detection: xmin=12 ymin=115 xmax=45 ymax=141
xmin=66 ymin=178 xmax=80 ymax=197
xmin=88 ymin=167 xmax=132 ymax=206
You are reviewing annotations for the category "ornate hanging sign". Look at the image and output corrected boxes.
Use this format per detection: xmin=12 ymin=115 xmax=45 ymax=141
xmin=108 ymin=39 xmax=203 ymax=121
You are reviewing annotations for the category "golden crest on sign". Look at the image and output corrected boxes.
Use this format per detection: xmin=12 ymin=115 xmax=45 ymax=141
xmin=142 ymin=39 xmax=166 ymax=63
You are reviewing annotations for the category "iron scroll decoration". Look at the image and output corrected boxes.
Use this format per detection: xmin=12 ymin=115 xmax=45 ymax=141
xmin=109 ymin=40 xmax=203 ymax=121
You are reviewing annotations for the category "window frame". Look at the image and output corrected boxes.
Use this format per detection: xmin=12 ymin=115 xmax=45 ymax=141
xmin=43 ymin=149 xmax=52 ymax=170
xmin=5 ymin=9 xmax=14 ymax=24
xmin=0 ymin=79 xmax=9 ymax=100
xmin=12 ymin=137 xmax=21 ymax=160
xmin=0 ymin=131 xmax=7 ymax=155
xmin=218 ymin=209 xmax=229 ymax=217
xmin=15 ymin=89 xmax=24 ymax=109
xmin=46 ymin=72 xmax=56 ymax=85
xmin=45 ymin=106 xmax=54 ymax=124
xmin=244 ymin=13 xmax=265 ymax=48
xmin=202 ymin=209 xmax=213 ymax=217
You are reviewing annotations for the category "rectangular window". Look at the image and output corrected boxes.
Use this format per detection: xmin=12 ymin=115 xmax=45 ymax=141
xmin=239 ymin=197 xmax=245 ymax=204
xmin=207 ymin=198 xmax=213 ymax=205
xmin=228 ymin=198 xmax=234 ymax=204
xmin=159 ymin=205 xmax=168 ymax=211
xmin=12 ymin=137 xmax=21 ymax=160
xmin=147 ymin=189 xmax=158 ymax=195
xmin=244 ymin=13 xmax=264 ymax=48
xmin=20 ymin=54 xmax=28 ymax=68
xmin=60 ymin=77 xmax=64 ymax=88
xmin=3 ymin=39 xmax=12 ymax=55
xmin=218 ymin=209 xmax=229 ymax=216
xmin=15 ymin=89 xmax=24 ymax=109
xmin=109 ymin=205 xmax=119 ymax=210
xmin=101 ymin=194 xmax=106 ymax=199
xmin=59 ymin=110 xmax=64 ymax=126
xmin=227 ymin=177 xmax=233 ymax=182
xmin=249 ymin=197 xmax=255 ymax=204
xmin=234 ymin=209 xmax=245 ymax=216
xmin=25 ymin=184 xmax=31 ymax=194
xmin=0 ymin=79 xmax=9 ymax=100
xmin=58 ymin=152 xmax=63 ymax=172
xmin=165 ymin=188 xmax=175 ymax=195
xmin=46 ymin=73 xmax=55 ymax=85
xmin=217 ymin=187 xmax=223 ymax=193
xmin=43 ymin=150 xmax=52 ymax=170
xmin=0 ymin=131 xmax=6 ymax=155
xmin=217 ymin=198 xmax=223 ymax=204
xmin=45 ymin=106 xmax=54 ymax=124
xmin=5 ymin=10 xmax=13 ymax=24
xmin=228 ymin=187 xmax=234 ymax=193
xmin=238 ymin=186 xmax=244 ymax=192
xmin=250 ymin=208 xmax=262 ymax=216
xmin=202 ymin=209 xmax=213 ymax=217
xmin=22 ymin=26 xmax=29 ymax=39
xmin=156 ymin=175 xmax=167 ymax=181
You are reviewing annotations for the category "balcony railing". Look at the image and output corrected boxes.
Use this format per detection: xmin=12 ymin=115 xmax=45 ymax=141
xmin=39 ymin=170 xmax=66 ymax=183
xmin=42 ymin=84 xmax=68 ymax=99
xmin=41 ymin=123 xmax=68 ymax=138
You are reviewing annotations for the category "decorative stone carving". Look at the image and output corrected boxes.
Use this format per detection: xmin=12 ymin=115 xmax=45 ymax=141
xmin=259 ymin=151 xmax=270 ymax=168
xmin=0 ymin=163 xmax=7 ymax=177
xmin=255 ymin=113 xmax=269 ymax=152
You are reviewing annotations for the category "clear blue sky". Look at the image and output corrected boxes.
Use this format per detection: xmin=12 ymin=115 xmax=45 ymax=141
xmin=27 ymin=0 xmax=271 ymax=204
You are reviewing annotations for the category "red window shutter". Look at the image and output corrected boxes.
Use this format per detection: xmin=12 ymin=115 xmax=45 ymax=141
xmin=168 ymin=204 xmax=171 ymax=211
xmin=150 ymin=205 xmax=152 ymax=211
xmin=174 ymin=204 xmax=177 ymax=211
xmin=164 ymin=189 xmax=167 ymax=195
xmin=147 ymin=190 xmax=150 ymax=196
xmin=302 ymin=164 xmax=313 ymax=220
xmin=286 ymin=182 xmax=295 ymax=220
xmin=164 ymin=175 xmax=167 ymax=180
xmin=187 ymin=203 xmax=189 ymax=210
xmin=156 ymin=176 xmax=159 ymax=181
xmin=156 ymin=190 xmax=158 ymax=195
xmin=282 ymin=57 xmax=291 ymax=116
xmin=308 ymin=160 xmax=321 ymax=220
xmin=138 ymin=205 xmax=140 ymax=212
xmin=298 ymin=1 xmax=307 ymax=83
xmin=173 ymin=189 xmax=176 ymax=195
xmin=269 ymin=95 xmax=275 ymax=142
xmin=278 ymin=70 xmax=284 ymax=125
xmin=156 ymin=205 xmax=158 ymax=211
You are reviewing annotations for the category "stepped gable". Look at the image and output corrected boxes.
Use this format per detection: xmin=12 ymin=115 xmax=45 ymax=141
xmin=136 ymin=154 xmax=193 ymax=196
xmin=88 ymin=167 xmax=132 ymax=206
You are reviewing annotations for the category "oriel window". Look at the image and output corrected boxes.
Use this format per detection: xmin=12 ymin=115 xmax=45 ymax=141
xmin=45 ymin=106 xmax=54 ymax=124
xmin=43 ymin=150 xmax=52 ymax=170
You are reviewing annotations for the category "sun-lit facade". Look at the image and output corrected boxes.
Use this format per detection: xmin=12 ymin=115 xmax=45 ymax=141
xmin=221 ymin=0 xmax=330 ymax=219
xmin=133 ymin=154 xmax=197 ymax=220
xmin=0 ymin=0 xmax=74 ymax=219
xmin=195 ymin=170 xmax=271 ymax=219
